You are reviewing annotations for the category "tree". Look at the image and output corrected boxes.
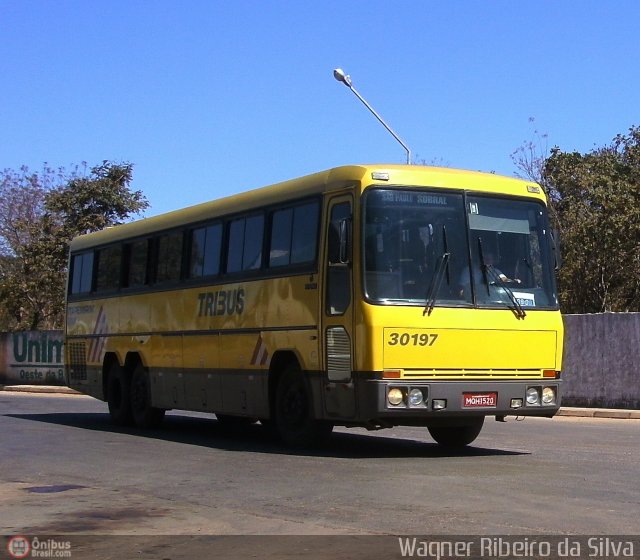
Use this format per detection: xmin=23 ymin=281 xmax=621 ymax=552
xmin=511 ymin=118 xmax=550 ymax=185
xmin=0 ymin=165 xmax=71 ymax=330
xmin=510 ymin=118 xmax=562 ymax=226
xmin=543 ymin=126 xmax=640 ymax=313
xmin=0 ymin=164 xmax=69 ymax=257
xmin=45 ymin=161 xmax=147 ymax=240
xmin=0 ymin=214 xmax=63 ymax=330
xmin=0 ymin=161 xmax=148 ymax=330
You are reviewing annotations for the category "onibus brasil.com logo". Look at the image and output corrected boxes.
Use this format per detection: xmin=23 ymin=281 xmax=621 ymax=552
xmin=7 ymin=536 xmax=72 ymax=559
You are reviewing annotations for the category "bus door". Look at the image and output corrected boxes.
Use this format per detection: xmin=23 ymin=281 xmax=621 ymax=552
xmin=322 ymin=195 xmax=357 ymax=419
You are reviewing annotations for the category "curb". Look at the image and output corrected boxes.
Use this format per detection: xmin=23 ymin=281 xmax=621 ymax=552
xmin=0 ymin=385 xmax=81 ymax=395
xmin=1 ymin=385 xmax=639 ymax=419
xmin=556 ymin=407 xmax=640 ymax=420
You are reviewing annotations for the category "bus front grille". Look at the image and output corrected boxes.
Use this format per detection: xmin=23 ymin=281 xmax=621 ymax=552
xmin=401 ymin=369 xmax=546 ymax=380
xmin=68 ymin=342 xmax=88 ymax=381
xmin=326 ymin=327 xmax=352 ymax=382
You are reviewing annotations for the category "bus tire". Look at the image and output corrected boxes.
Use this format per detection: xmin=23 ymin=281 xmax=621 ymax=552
xmin=130 ymin=364 xmax=165 ymax=429
xmin=275 ymin=365 xmax=332 ymax=447
xmin=427 ymin=417 xmax=484 ymax=448
xmin=107 ymin=363 xmax=133 ymax=426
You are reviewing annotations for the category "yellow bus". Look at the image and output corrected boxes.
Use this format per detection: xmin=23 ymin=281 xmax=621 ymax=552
xmin=65 ymin=164 xmax=563 ymax=447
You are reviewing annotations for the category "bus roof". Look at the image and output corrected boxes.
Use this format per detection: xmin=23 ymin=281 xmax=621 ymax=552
xmin=69 ymin=164 xmax=544 ymax=252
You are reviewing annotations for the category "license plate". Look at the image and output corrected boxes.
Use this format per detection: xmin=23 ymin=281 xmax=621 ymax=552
xmin=462 ymin=392 xmax=498 ymax=408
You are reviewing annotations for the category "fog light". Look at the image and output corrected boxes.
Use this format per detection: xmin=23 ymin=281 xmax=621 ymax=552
xmin=542 ymin=386 xmax=556 ymax=405
xmin=408 ymin=388 xmax=424 ymax=407
xmin=511 ymin=398 xmax=523 ymax=409
xmin=387 ymin=387 xmax=405 ymax=406
xmin=526 ymin=387 xmax=541 ymax=406
xmin=432 ymin=399 xmax=447 ymax=410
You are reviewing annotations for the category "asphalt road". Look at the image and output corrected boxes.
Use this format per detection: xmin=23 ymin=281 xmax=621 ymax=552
xmin=1 ymin=392 xmax=638 ymax=557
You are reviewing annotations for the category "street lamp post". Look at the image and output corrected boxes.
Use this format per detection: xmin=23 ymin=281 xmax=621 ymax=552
xmin=333 ymin=68 xmax=411 ymax=165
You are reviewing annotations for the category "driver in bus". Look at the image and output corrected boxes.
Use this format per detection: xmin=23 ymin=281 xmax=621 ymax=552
xmin=458 ymin=250 xmax=521 ymax=298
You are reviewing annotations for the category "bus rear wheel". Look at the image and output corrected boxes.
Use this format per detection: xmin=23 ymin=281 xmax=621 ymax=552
xmin=130 ymin=364 xmax=165 ymax=429
xmin=427 ymin=417 xmax=484 ymax=448
xmin=275 ymin=365 xmax=332 ymax=447
xmin=107 ymin=363 xmax=133 ymax=426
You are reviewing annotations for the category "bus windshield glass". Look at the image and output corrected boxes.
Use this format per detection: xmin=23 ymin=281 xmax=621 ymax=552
xmin=363 ymin=188 xmax=558 ymax=310
xmin=465 ymin=195 xmax=558 ymax=310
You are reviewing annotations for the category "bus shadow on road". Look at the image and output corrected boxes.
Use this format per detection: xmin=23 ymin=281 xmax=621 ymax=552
xmin=6 ymin=411 xmax=528 ymax=459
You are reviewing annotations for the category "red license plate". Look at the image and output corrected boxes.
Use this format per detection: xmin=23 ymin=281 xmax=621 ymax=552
xmin=462 ymin=392 xmax=498 ymax=408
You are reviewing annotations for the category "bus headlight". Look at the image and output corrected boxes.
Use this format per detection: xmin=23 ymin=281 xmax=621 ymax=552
xmin=408 ymin=388 xmax=424 ymax=407
xmin=526 ymin=387 xmax=541 ymax=406
xmin=387 ymin=387 xmax=405 ymax=406
xmin=542 ymin=386 xmax=557 ymax=405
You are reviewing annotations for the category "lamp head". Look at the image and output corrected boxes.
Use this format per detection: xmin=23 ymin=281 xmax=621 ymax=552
xmin=333 ymin=68 xmax=352 ymax=87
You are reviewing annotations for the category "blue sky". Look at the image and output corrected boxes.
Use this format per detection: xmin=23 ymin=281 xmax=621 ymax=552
xmin=2 ymin=1 xmax=639 ymax=217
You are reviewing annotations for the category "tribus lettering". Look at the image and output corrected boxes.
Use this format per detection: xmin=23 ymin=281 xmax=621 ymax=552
xmin=197 ymin=288 xmax=245 ymax=317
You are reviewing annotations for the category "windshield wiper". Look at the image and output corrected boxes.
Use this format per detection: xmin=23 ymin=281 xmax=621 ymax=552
xmin=423 ymin=225 xmax=451 ymax=316
xmin=424 ymin=252 xmax=450 ymax=316
xmin=476 ymin=237 xmax=526 ymax=319
xmin=485 ymin=264 xmax=527 ymax=320
xmin=476 ymin=237 xmax=491 ymax=296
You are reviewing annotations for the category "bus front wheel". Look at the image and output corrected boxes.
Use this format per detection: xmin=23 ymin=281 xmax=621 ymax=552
xmin=130 ymin=364 xmax=165 ymax=429
xmin=275 ymin=365 xmax=332 ymax=447
xmin=427 ymin=417 xmax=484 ymax=448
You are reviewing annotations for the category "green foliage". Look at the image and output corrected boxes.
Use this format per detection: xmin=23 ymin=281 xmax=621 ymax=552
xmin=45 ymin=161 xmax=148 ymax=239
xmin=0 ymin=216 xmax=62 ymax=330
xmin=0 ymin=161 xmax=148 ymax=330
xmin=0 ymin=165 xmax=70 ymax=330
xmin=543 ymin=126 xmax=640 ymax=313
xmin=511 ymin=118 xmax=550 ymax=186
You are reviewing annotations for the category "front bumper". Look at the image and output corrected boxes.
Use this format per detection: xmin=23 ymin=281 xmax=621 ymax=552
xmin=356 ymin=378 xmax=561 ymax=425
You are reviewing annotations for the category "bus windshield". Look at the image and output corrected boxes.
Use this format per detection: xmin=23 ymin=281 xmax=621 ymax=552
xmin=363 ymin=188 xmax=558 ymax=311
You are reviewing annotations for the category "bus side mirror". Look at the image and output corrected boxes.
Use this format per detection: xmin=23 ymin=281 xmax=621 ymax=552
xmin=338 ymin=218 xmax=351 ymax=264
xmin=550 ymin=228 xmax=562 ymax=271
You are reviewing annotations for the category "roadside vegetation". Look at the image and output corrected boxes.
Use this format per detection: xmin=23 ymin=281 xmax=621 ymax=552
xmin=1 ymin=125 xmax=638 ymax=331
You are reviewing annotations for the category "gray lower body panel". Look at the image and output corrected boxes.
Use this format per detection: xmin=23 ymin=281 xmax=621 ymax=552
xmin=322 ymin=376 xmax=561 ymax=427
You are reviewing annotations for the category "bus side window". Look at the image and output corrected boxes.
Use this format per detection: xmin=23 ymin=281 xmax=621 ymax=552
xmin=190 ymin=223 xmax=222 ymax=278
xmin=70 ymin=251 xmax=94 ymax=295
xmin=269 ymin=208 xmax=293 ymax=267
xmin=243 ymin=214 xmax=264 ymax=270
xmin=95 ymin=245 xmax=122 ymax=292
xmin=291 ymin=201 xmax=319 ymax=264
xmin=124 ymin=239 xmax=149 ymax=288
xmin=326 ymin=201 xmax=351 ymax=315
xmin=226 ymin=214 xmax=264 ymax=273
xmin=155 ymin=232 xmax=183 ymax=284
xmin=269 ymin=200 xmax=319 ymax=268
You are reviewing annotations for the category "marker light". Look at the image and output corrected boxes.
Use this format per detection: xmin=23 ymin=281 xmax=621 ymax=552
xmin=432 ymin=399 xmax=447 ymax=410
